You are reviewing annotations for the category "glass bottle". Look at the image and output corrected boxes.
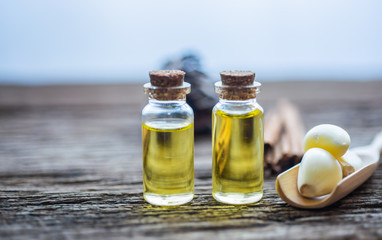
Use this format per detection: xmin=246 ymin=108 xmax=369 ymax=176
xmin=142 ymin=70 xmax=194 ymax=206
xmin=212 ymin=70 xmax=264 ymax=205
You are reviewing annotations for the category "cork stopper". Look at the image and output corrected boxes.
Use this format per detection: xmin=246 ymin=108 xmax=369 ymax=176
xmin=144 ymin=70 xmax=190 ymax=100
xmin=149 ymin=70 xmax=185 ymax=87
xmin=216 ymin=70 xmax=260 ymax=100
xmin=220 ymin=71 xmax=255 ymax=86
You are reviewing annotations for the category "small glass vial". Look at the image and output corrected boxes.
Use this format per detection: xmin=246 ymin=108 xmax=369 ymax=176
xmin=142 ymin=70 xmax=194 ymax=206
xmin=212 ymin=71 xmax=264 ymax=205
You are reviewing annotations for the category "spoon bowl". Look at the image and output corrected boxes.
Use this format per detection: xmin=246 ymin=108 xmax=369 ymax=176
xmin=276 ymin=131 xmax=382 ymax=209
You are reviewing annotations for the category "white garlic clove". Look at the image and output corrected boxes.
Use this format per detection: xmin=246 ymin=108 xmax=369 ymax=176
xmin=297 ymin=148 xmax=343 ymax=198
xmin=304 ymin=124 xmax=351 ymax=159
xmin=337 ymin=150 xmax=363 ymax=178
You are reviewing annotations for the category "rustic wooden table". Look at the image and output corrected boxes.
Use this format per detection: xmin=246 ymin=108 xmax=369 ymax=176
xmin=1 ymin=81 xmax=382 ymax=240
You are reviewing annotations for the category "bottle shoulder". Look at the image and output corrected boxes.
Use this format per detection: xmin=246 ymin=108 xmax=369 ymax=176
xmin=213 ymin=100 xmax=263 ymax=116
xmin=143 ymin=101 xmax=193 ymax=113
xmin=142 ymin=101 xmax=194 ymax=127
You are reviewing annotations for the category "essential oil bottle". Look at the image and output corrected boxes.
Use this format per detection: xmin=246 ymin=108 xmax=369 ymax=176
xmin=212 ymin=70 xmax=264 ymax=205
xmin=142 ymin=70 xmax=194 ymax=206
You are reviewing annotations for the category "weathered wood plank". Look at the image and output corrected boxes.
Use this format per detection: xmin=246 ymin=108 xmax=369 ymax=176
xmin=1 ymin=172 xmax=381 ymax=240
xmin=0 ymin=82 xmax=382 ymax=239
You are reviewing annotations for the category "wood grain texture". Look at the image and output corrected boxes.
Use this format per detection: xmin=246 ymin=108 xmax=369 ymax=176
xmin=1 ymin=82 xmax=382 ymax=239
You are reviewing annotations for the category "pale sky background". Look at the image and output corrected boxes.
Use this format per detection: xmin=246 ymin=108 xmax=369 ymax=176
xmin=0 ymin=0 xmax=381 ymax=84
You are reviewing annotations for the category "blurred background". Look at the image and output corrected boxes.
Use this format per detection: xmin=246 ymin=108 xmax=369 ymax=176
xmin=1 ymin=0 xmax=381 ymax=85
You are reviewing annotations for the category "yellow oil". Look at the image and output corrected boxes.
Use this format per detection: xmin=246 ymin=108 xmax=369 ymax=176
xmin=212 ymin=109 xmax=264 ymax=204
xmin=142 ymin=122 xmax=194 ymax=206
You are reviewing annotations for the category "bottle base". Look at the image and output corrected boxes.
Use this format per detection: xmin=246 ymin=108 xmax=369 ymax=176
xmin=143 ymin=192 xmax=194 ymax=206
xmin=212 ymin=192 xmax=263 ymax=205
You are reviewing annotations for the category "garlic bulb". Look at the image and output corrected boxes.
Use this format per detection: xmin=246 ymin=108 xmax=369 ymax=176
xmin=337 ymin=150 xmax=363 ymax=177
xmin=297 ymin=148 xmax=343 ymax=198
xmin=304 ymin=124 xmax=350 ymax=159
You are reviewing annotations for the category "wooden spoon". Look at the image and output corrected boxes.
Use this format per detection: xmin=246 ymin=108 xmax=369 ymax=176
xmin=276 ymin=131 xmax=382 ymax=209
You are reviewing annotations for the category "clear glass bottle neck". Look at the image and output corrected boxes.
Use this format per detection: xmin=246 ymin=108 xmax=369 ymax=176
xmin=218 ymin=98 xmax=257 ymax=106
xmin=148 ymin=98 xmax=187 ymax=106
